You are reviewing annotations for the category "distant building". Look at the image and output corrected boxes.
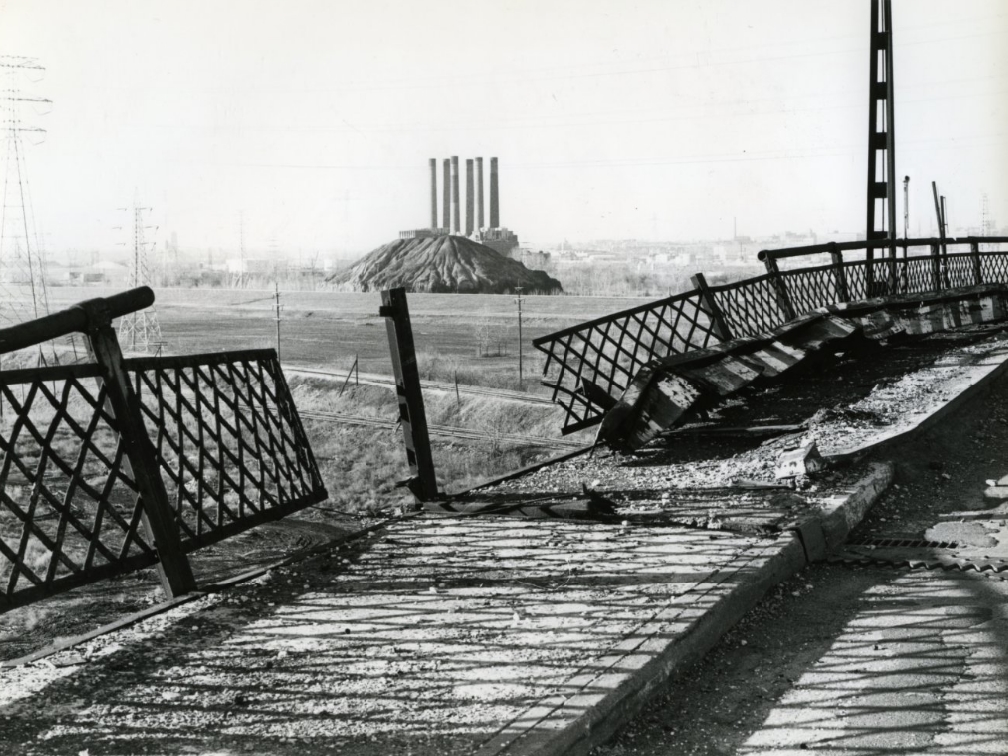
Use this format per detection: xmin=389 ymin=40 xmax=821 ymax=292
xmin=476 ymin=227 xmax=520 ymax=258
xmin=399 ymin=228 xmax=449 ymax=240
xmin=520 ymin=249 xmax=551 ymax=270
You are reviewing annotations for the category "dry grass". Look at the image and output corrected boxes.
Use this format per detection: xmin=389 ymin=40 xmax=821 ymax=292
xmin=290 ymin=377 xmax=584 ymax=515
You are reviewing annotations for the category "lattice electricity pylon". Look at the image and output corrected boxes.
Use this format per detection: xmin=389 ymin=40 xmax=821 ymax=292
xmin=865 ymin=0 xmax=897 ymax=295
xmin=982 ymin=194 xmax=994 ymax=251
xmin=118 ymin=204 xmax=164 ymax=353
xmin=0 ymin=55 xmax=63 ymax=363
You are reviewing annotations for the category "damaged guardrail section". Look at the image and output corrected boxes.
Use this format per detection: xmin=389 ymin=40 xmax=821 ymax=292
xmin=534 ymin=236 xmax=1008 ymax=435
xmin=0 ymin=288 xmax=326 ymax=611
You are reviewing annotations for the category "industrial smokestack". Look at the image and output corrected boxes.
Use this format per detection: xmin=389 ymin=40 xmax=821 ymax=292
xmin=450 ymin=156 xmax=460 ymax=234
xmin=465 ymin=159 xmax=474 ymax=235
xmin=476 ymin=157 xmax=484 ymax=230
xmin=442 ymin=159 xmax=450 ymax=230
xmin=429 ymin=158 xmax=437 ymax=229
xmin=489 ymin=157 xmax=499 ymax=228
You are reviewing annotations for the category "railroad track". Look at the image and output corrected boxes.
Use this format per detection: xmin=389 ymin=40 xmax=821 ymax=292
xmin=289 ymin=367 xmax=555 ymax=406
xmin=298 ymin=408 xmax=585 ymax=451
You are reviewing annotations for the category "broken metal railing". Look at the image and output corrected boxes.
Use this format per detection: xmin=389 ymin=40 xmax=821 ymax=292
xmin=0 ymin=288 xmax=327 ymax=612
xmin=531 ymin=287 xmax=729 ymax=434
xmin=534 ymin=235 xmax=1008 ymax=434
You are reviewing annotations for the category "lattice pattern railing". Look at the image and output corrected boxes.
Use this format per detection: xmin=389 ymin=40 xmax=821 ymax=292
xmin=0 ymin=364 xmax=159 ymax=607
xmin=532 ymin=290 xmax=723 ymax=433
xmin=0 ymin=289 xmax=327 ymax=611
xmin=710 ymin=274 xmax=786 ymax=338
xmin=127 ymin=350 xmax=325 ymax=551
xmin=843 ymin=260 xmax=868 ymax=301
xmin=945 ymin=252 xmax=976 ymax=289
xmin=778 ymin=264 xmax=843 ymax=315
xmin=902 ymin=256 xmax=934 ymax=293
xmin=533 ymin=236 xmax=1008 ymax=435
xmin=980 ymin=252 xmax=1008 ymax=283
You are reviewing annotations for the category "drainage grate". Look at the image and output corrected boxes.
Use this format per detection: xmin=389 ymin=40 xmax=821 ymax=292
xmin=845 ymin=535 xmax=959 ymax=550
xmin=828 ymin=552 xmax=1008 ymax=573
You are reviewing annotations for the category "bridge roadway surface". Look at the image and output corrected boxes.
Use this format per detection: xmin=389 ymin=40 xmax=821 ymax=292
xmin=2 ymin=336 xmax=1008 ymax=755
xmin=590 ymin=364 xmax=1008 ymax=756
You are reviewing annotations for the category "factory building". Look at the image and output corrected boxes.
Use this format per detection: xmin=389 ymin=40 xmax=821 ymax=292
xmin=400 ymin=156 xmax=519 ymax=258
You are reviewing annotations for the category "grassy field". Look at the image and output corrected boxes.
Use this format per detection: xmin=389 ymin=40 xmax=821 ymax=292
xmin=33 ymin=286 xmax=623 ymax=513
xmin=45 ymin=286 xmax=654 ymax=389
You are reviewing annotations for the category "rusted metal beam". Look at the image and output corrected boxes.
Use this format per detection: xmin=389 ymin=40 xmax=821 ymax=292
xmin=758 ymin=236 xmax=1008 ymax=263
xmin=761 ymin=254 xmax=796 ymax=321
xmin=81 ymin=298 xmax=197 ymax=599
xmin=829 ymin=243 xmax=849 ymax=303
xmin=690 ymin=272 xmax=733 ymax=341
xmin=380 ymin=287 xmax=439 ymax=501
xmin=970 ymin=240 xmax=983 ymax=285
xmin=929 ymin=242 xmax=943 ymax=291
xmin=0 ymin=286 xmax=154 ymax=355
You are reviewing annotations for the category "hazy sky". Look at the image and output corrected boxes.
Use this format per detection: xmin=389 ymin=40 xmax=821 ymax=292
xmin=1 ymin=0 xmax=1006 ymax=257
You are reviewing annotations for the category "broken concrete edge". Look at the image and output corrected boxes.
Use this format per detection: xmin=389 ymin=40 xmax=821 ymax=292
xmin=599 ymin=315 xmax=862 ymax=452
xmin=789 ymin=463 xmax=895 ymax=561
xmin=496 ymin=462 xmax=894 ymax=756
xmin=827 ymin=344 xmax=1008 ymax=464
xmin=0 ymin=514 xmax=402 ymax=669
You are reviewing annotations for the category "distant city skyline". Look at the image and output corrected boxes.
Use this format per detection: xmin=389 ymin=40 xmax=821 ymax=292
xmin=1 ymin=0 xmax=1005 ymax=259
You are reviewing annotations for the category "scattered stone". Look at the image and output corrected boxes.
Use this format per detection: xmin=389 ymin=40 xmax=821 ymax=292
xmin=774 ymin=441 xmax=825 ymax=480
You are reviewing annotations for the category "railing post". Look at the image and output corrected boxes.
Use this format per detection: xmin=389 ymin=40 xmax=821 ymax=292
xmin=689 ymin=272 xmax=733 ymax=341
xmin=761 ymin=252 xmax=796 ymax=321
xmin=865 ymin=250 xmax=876 ymax=297
xmin=887 ymin=240 xmax=898 ymax=294
xmin=970 ymin=239 xmax=983 ymax=285
xmin=829 ymin=243 xmax=849 ymax=302
xmin=379 ymin=288 xmax=439 ymax=502
xmin=903 ymin=240 xmax=911 ymax=294
xmin=929 ymin=243 xmax=943 ymax=291
xmin=80 ymin=299 xmax=197 ymax=599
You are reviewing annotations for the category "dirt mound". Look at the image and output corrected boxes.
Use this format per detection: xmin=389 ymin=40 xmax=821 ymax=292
xmin=329 ymin=236 xmax=563 ymax=294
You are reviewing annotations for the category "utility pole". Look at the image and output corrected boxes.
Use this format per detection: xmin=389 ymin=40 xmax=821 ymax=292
xmin=901 ymin=175 xmax=910 ymax=290
xmin=903 ymin=176 xmax=910 ymax=240
xmin=931 ymin=182 xmax=949 ymax=252
xmin=117 ymin=202 xmax=163 ymax=352
xmin=238 ymin=210 xmax=246 ymax=289
xmin=514 ymin=286 xmax=524 ymax=387
xmin=982 ymin=194 xmax=993 ymax=251
xmin=274 ymin=281 xmax=282 ymax=361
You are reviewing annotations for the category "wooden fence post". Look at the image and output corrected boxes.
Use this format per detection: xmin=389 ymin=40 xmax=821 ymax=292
xmin=970 ymin=239 xmax=983 ymax=285
xmin=80 ymin=299 xmax=197 ymax=599
xmin=761 ymin=253 xmax=796 ymax=321
xmin=829 ymin=243 xmax=849 ymax=302
xmin=379 ymin=288 xmax=439 ymax=502
xmin=690 ymin=272 xmax=733 ymax=341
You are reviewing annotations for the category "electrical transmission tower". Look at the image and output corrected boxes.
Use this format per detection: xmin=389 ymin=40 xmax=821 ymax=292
xmin=981 ymin=193 xmax=993 ymax=251
xmin=0 ymin=55 xmax=58 ymax=354
xmin=118 ymin=203 xmax=164 ymax=352
xmin=865 ymin=0 xmax=897 ymax=295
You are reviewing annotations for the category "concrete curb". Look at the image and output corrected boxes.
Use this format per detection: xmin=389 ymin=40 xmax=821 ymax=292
xmin=501 ymin=461 xmax=894 ymax=756
xmin=829 ymin=346 xmax=1008 ymax=463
